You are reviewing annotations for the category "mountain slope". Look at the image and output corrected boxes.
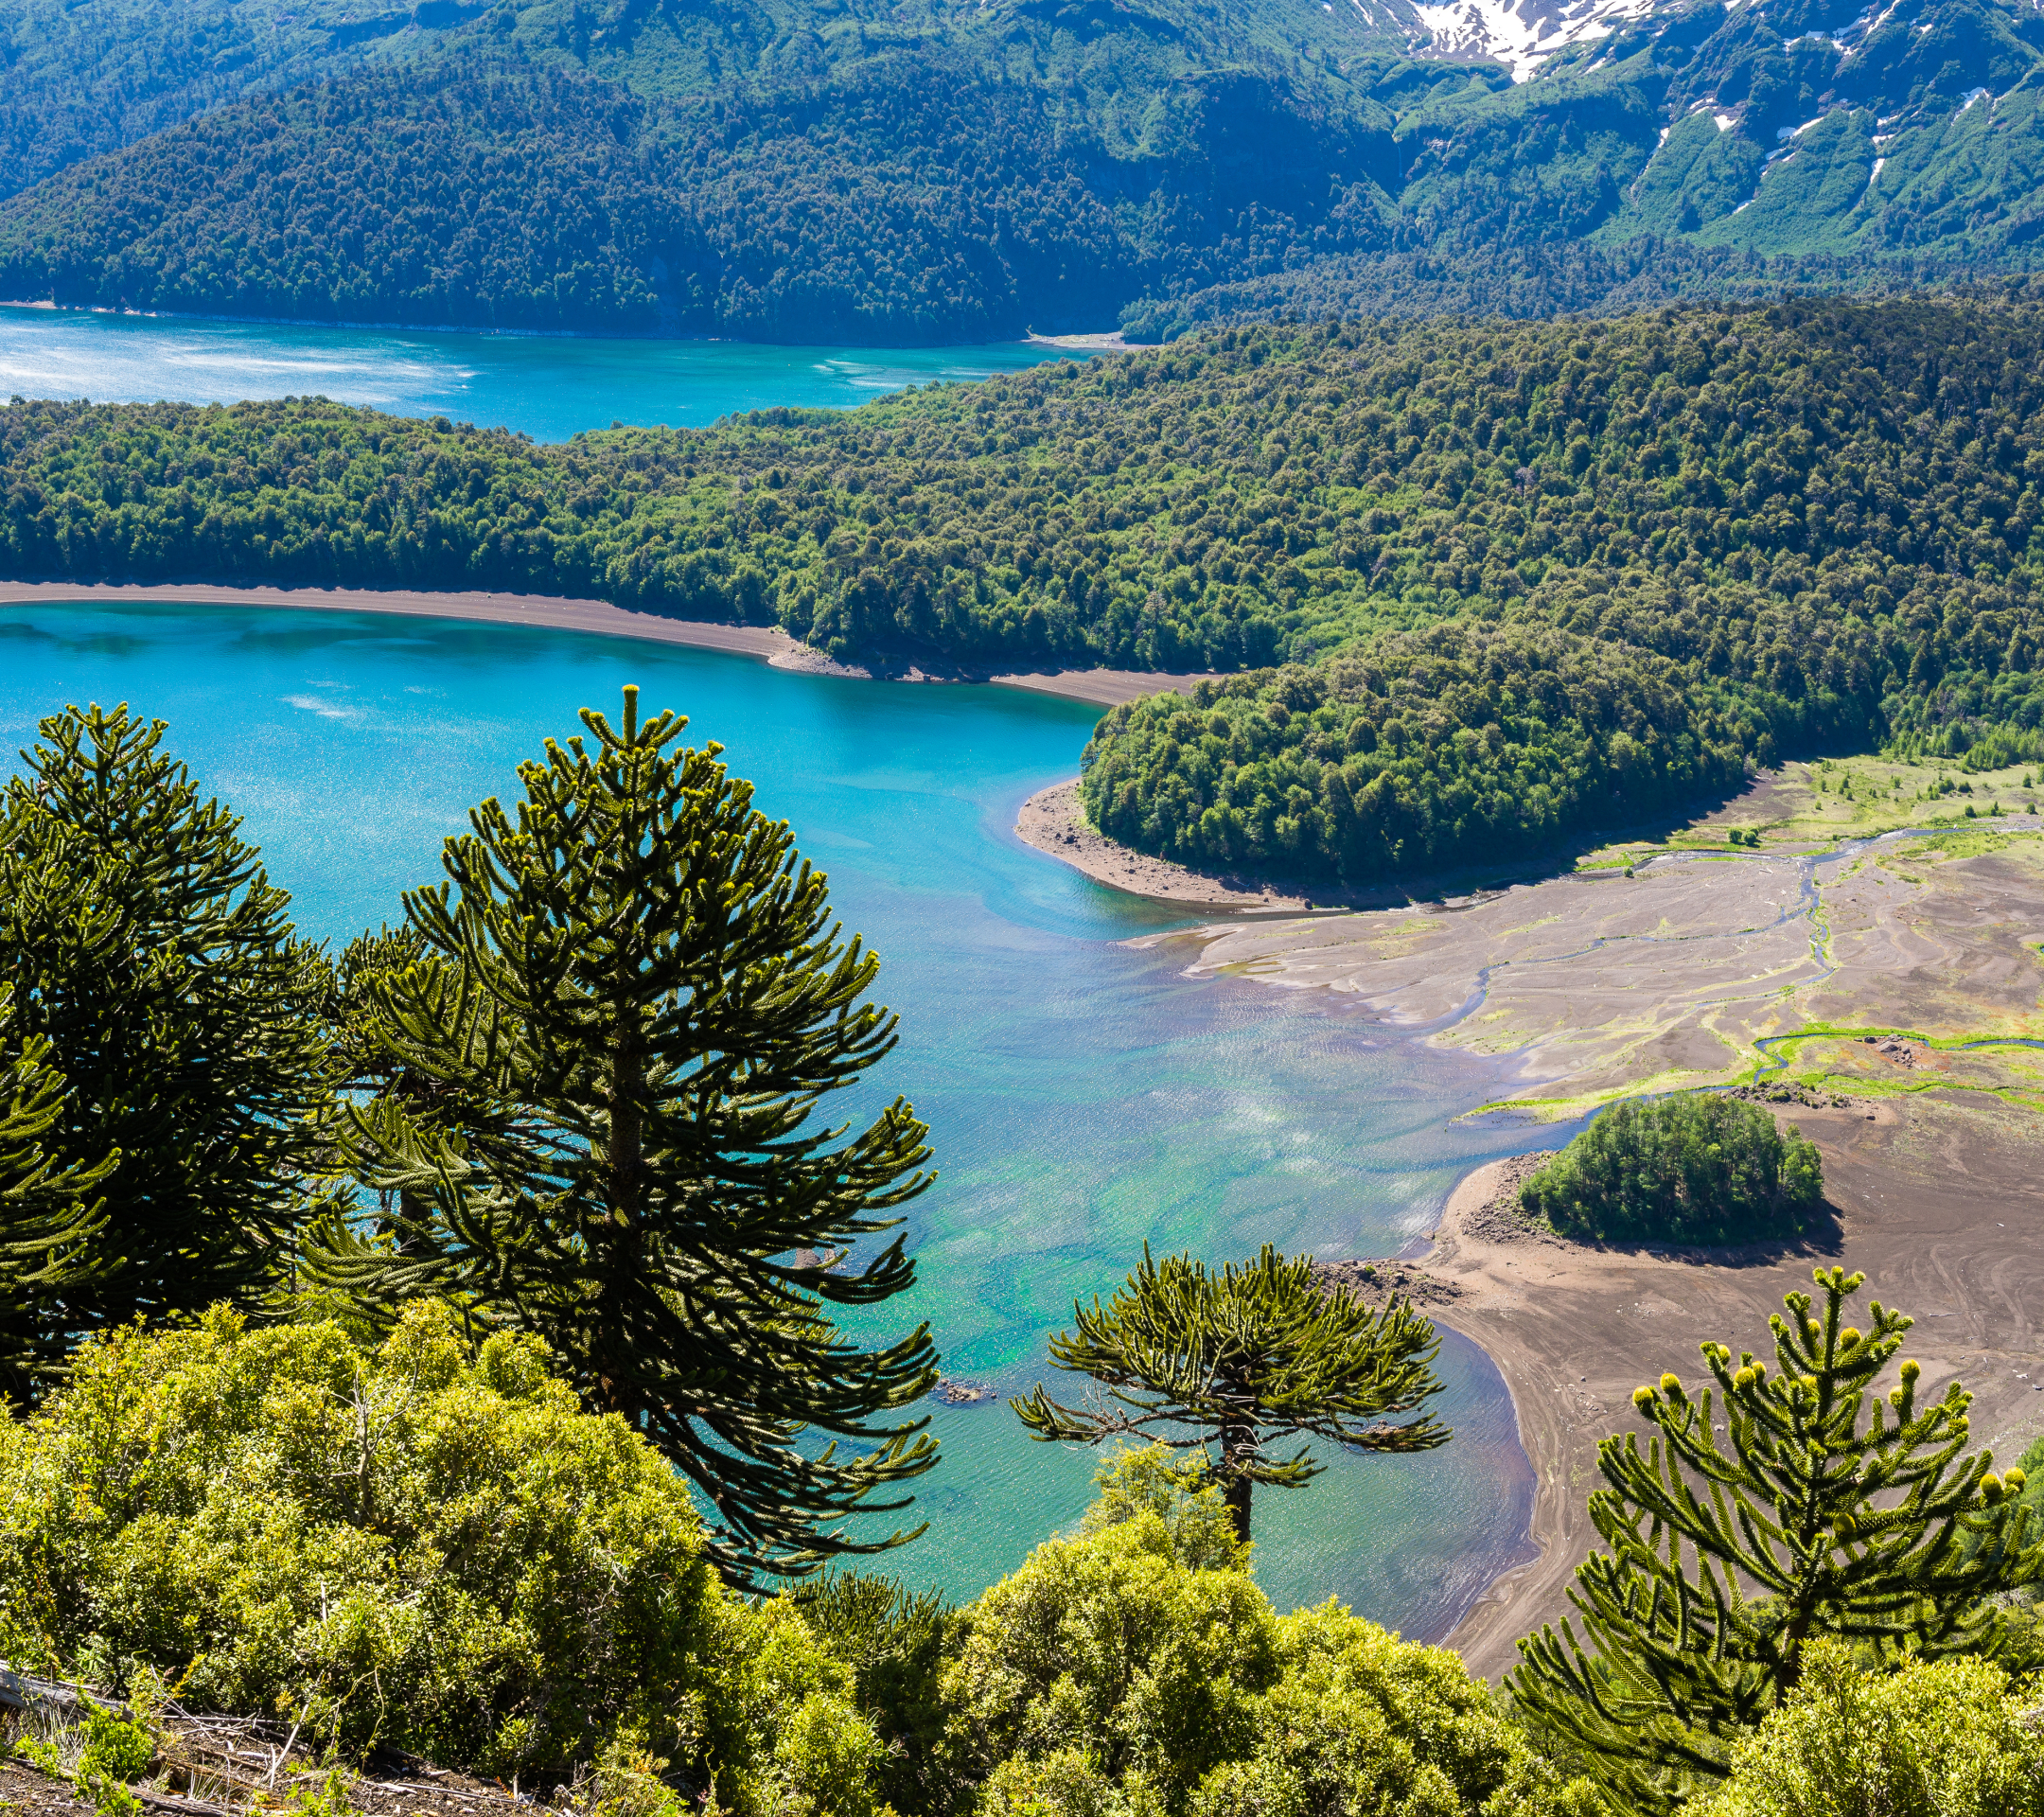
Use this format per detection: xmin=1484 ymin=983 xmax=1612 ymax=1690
xmin=2 ymin=0 xmax=2042 ymax=343
xmin=0 ymin=0 xmax=1427 ymax=204
xmin=0 ymin=58 xmax=1407 ymax=340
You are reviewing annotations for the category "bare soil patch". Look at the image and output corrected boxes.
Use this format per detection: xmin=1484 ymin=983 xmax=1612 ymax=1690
xmin=1315 ymin=1257 xmax=1464 ymax=1310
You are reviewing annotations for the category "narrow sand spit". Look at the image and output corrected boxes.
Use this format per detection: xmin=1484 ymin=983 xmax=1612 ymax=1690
xmin=1015 ymin=781 xmax=1318 ymax=908
xmin=1423 ymin=1098 xmax=2044 ymax=1679
xmin=0 ymin=582 xmax=1207 ymax=709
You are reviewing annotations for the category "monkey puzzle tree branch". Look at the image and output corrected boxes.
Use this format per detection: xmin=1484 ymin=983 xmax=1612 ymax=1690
xmin=1012 ymin=1243 xmax=1450 ymax=1542
xmin=1509 ymin=1264 xmax=2043 ymax=1817
xmin=305 ymin=686 xmax=940 ymax=1589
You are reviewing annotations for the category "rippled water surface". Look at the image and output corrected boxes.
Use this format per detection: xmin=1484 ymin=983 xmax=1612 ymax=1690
xmin=0 ymin=306 xmax=1079 ymax=442
xmin=3 ymin=605 xmax=1541 ymax=1632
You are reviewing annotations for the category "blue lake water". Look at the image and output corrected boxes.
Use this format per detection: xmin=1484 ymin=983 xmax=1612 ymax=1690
xmin=0 ymin=600 xmax=1543 ymax=1638
xmin=0 ymin=305 xmax=1080 ymax=443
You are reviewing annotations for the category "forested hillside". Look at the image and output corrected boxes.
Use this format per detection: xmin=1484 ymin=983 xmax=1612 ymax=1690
xmin=2 ymin=0 xmax=2041 ymax=340
xmin=7 ymin=294 xmax=2044 ymax=881
xmin=0 ymin=59 xmax=1396 ymax=341
xmin=0 ymin=0 xmax=1415 ymax=206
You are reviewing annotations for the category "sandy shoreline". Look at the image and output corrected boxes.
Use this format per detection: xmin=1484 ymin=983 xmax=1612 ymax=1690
xmin=0 ymin=581 xmax=1209 ymax=710
xmin=1418 ymin=1096 xmax=2044 ymax=1678
xmin=1015 ymin=779 xmax=1330 ymax=909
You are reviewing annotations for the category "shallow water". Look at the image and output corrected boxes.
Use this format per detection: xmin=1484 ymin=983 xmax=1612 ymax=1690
xmin=0 ymin=306 xmax=1079 ymax=443
xmin=1 ymin=600 xmax=1541 ymax=1633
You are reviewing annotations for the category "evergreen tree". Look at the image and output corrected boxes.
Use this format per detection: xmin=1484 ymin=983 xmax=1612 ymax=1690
xmin=0 ymin=703 xmax=329 ymax=1377
xmin=1509 ymin=1266 xmax=2042 ymax=1817
xmin=308 ymin=688 xmax=941 ymax=1588
xmin=0 ymin=985 xmax=117 ymax=1403
xmin=1521 ymin=1093 xmax=1824 ymax=1245
xmin=1010 ymin=1244 xmax=1450 ymax=1543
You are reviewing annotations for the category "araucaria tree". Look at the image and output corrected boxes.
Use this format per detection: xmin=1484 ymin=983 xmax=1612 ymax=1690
xmin=309 ymin=688 xmax=941 ymax=1587
xmin=1510 ymin=1266 xmax=2041 ymax=1817
xmin=1011 ymin=1244 xmax=1450 ymax=1543
xmin=0 ymin=703 xmax=329 ymax=1395
xmin=0 ymin=986 xmax=116 ymax=1402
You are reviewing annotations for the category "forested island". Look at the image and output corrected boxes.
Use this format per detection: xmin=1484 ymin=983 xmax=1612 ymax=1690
xmin=9 ymin=293 xmax=2044 ymax=881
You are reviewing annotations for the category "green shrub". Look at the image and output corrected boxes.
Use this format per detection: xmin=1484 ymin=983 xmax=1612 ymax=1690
xmin=791 ymin=1573 xmax=952 ymax=1813
xmin=0 ymin=1303 xmax=880 ymax=1814
xmin=16 ymin=1696 xmax=158 ymax=1817
xmin=933 ymin=1448 xmax=1598 ymax=1817
xmin=1696 ymin=1641 xmax=2044 ymax=1817
xmin=1520 ymin=1093 xmax=1823 ymax=1244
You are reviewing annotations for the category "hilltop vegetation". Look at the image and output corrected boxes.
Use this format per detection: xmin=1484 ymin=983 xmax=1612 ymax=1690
xmin=1 ymin=0 xmax=2043 ymax=338
xmin=11 ymin=293 xmax=2044 ymax=880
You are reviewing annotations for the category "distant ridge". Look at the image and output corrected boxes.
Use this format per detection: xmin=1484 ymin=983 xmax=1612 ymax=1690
xmin=0 ymin=0 xmax=2039 ymax=341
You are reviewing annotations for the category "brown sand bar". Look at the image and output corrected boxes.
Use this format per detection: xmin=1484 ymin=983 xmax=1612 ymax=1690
xmin=1427 ymin=1097 xmax=2044 ymax=1678
xmin=1017 ymin=779 xmax=1319 ymax=909
xmin=1186 ymin=822 xmax=2044 ymax=1672
xmin=0 ymin=582 xmax=1209 ymax=709
xmin=1153 ymin=822 xmax=2044 ymax=1106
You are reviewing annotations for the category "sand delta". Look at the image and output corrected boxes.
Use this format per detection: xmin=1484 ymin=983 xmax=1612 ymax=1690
xmin=1128 ymin=796 xmax=2044 ymax=1672
xmin=12 ymin=579 xmax=2040 ymax=1674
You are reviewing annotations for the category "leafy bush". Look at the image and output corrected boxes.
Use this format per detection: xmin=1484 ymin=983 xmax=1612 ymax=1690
xmin=790 ymin=1573 xmax=953 ymax=1813
xmin=0 ymin=1303 xmax=882 ymax=1813
xmin=932 ymin=1448 xmax=1598 ymax=1817
xmin=1696 ymin=1641 xmax=2044 ymax=1817
xmin=1519 ymin=1093 xmax=1823 ymax=1244
xmin=17 ymin=1696 xmax=157 ymax=1817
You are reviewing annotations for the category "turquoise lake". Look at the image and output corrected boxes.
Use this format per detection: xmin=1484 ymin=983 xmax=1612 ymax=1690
xmin=0 ymin=600 xmax=1543 ymax=1636
xmin=0 ymin=305 xmax=1079 ymax=443
xmin=2 ymin=311 xmax=1544 ymax=1634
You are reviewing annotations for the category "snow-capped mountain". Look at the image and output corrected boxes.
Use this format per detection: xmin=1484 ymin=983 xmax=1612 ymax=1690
xmin=1404 ymin=0 xmax=1663 ymax=79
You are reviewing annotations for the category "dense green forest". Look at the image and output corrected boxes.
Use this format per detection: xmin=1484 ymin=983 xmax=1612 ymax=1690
xmin=1 ymin=0 xmax=2042 ymax=339
xmin=9 ymin=294 xmax=2044 ymax=880
xmin=0 ymin=58 xmax=1385 ymax=341
xmin=1519 ymin=1094 xmax=1824 ymax=1244
xmin=0 ymin=0 xmax=1401 ymax=207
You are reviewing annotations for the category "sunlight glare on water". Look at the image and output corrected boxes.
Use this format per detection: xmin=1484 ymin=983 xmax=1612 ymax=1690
xmin=0 ymin=306 xmax=1082 ymax=443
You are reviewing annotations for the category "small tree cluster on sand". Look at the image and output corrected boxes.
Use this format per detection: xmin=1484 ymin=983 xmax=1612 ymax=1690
xmin=1521 ymin=1093 xmax=1824 ymax=1246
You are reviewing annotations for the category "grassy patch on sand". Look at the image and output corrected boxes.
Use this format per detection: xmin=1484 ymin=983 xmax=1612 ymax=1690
xmin=1577 ymin=759 xmax=2044 ymax=872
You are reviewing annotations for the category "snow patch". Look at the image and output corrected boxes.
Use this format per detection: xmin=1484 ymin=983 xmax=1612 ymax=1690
xmin=1960 ymin=85 xmax=1991 ymax=111
xmin=1778 ymin=113 xmax=1830 ymax=140
xmin=1714 ymin=110 xmax=1738 ymax=131
xmin=1406 ymin=0 xmax=1657 ymax=81
xmin=1867 ymin=155 xmax=1886 ymax=186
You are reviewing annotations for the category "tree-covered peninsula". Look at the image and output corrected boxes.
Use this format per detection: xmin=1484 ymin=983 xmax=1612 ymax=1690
xmin=10 ymin=294 xmax=2044 ymax=881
